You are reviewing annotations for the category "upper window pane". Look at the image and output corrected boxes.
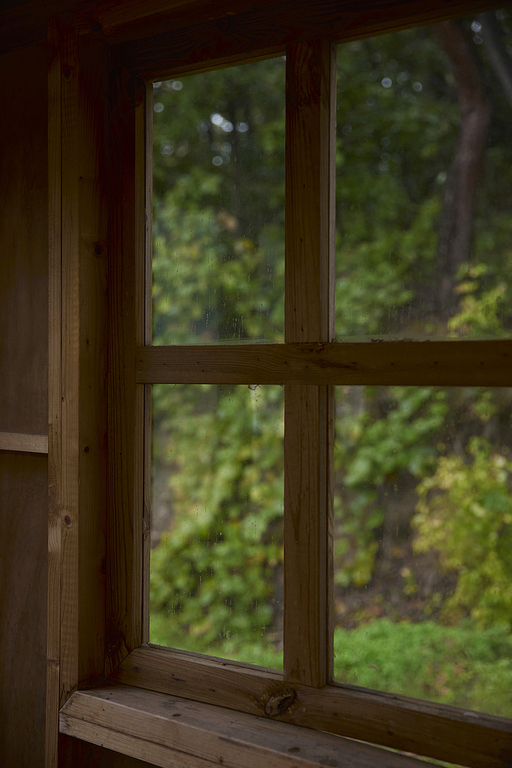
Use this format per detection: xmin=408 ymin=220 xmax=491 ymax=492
xmin=152 ymin=59 xmax=285 ymax=345
xmin=335 ymin=11 xmax=512 ymax=341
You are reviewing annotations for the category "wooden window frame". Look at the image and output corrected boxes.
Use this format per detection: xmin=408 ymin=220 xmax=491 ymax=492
xmin=47 ymin=2 xmax=512 ymax=767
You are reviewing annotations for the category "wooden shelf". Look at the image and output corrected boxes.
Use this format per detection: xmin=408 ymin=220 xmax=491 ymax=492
xmin=0 ymin=430 xmax=48 ymax=454
xmin=60 ymin=683 xmax=437 ymax=768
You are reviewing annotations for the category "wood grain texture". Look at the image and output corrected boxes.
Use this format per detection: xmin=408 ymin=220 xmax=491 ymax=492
xmin=284 ymin=385 xmax=332 ymax=686
xmin=106 ymin=59 xmax=146 ymax=674
xmin=283 ymin=39 xmax=336 ymax=687
xmin=76 ymin=28 xmax=109 ymax=691
xmin=57 ymin=18 xmax=81 ymax=714
xmin=0 ymin=43 xmax=48 ymax=434
xmin=111 ymin=647 xmax=512 ymax=768
xmin=0 ymin=453 xmax=48 ymax=768
xmin=47 ymin=21 xmax=110 ymax=768
xmin=111 ymin=0 xmax=503 ymax=80
xmin=136 ymin=340 xmax=512 ymax=386
xmin=285 ymin=38 xmax=335 ymax=344
xmin=141 ymin=83 xmax=153 ymax=645
xmin=0 ymin=431 xmax=48 ymax=453
xmin=47 ymin=18 xmax=63 ymax=768
xmin=60 ymin=683 xmax=438 ymax=768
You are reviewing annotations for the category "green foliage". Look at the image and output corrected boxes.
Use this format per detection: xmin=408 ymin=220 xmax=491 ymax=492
xmin=151 ymin=384 xmax=283 ymax=649
xmin=334 ymin=619 xmax=512 ymax=717
xmin=149 ymin=13 xmax=512 ymax=718
xmin=334 ymin=387 xmax=448 ymax=586
xmin=414 ymin=438 xmax=512 ymax=629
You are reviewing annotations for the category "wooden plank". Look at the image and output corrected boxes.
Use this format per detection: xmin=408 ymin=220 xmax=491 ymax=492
xmin=0 ymin=0 xmax=502 ymax=61
xmin=284 ymin=385 xmax=332 ymax=686
xmin=56 ymin=13 xmax=81 ymax=717
xmin=283 ymin=38 xmax=334 ymax=688
xmin=47 ymin=22 xmax=110 ymax=768
xmin=76 ymin=28 xmax=109 ymax=691
xmin=0 ymin=431 xmax=48 ymax=454
xmin=111 ymin=0 xmax=502 ymax=80
xmin=110 ymin=647 xmax=512 ymax=768
xmin=47 ymin=17 xmax=64 ymax=768
xmin=106 ymin=59 xmax=146 ymax=675
xmin=0 ymin=453 xmax=48 ymax=768
xmin=135 ymin=340 xmax=512 ymax=386
xmin=142 ymin=82 xmax=153 ymax=645
xmin=60 ymin=684 xmax=438 ymax=768
xmin=66 ymin=0 xmax=284 ymax=42
xmin=0 ymin=41 xmax=48 ymax=435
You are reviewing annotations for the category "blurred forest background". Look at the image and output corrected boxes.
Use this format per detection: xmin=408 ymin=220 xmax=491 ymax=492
xmin=150 ymin=10 xmax=512 ymax=718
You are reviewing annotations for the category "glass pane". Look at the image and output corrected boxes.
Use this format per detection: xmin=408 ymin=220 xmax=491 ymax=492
xmin=336 ymin=10 xmax=512 ymax=341
xmin=333 ymin=385 xmax=512 ymax=717
xmin=151 ymin=384 xmax=284 ymax=668
xmin=152 ymin=59 xmax=285 ymax=345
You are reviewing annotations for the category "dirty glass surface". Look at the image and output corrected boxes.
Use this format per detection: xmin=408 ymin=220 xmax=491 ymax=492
xmin=335 ymin=12 xmax=512 ymax=341
xmin=150 ymin=384 xmax=284 ymax=667
xmin=332 ymin=384 xmax=512 ymax=718
xmin=152 ymin=58 xmax=285 ymax=345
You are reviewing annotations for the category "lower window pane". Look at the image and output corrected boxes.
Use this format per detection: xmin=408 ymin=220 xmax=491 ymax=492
xmin=333 ymin=385 xmax=512 ymax=718
xmin=150 ymin=383 xmax=284 ymax=668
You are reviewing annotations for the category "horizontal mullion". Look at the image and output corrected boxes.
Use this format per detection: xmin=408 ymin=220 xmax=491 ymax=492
xmin=136 ymin=340 xmax=512 ymax=386
xmin=110 ymin=646 xmax=512 ymax=768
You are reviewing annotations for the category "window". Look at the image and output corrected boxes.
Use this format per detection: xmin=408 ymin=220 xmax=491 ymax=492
xmin=49 ymin=3 xmax=512 ymax=767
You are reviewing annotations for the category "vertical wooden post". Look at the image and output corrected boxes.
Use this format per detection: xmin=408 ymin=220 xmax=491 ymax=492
xmin=47 ymin=17 xmax=109 ymax=767
xmin=284 ymin=38 xmax=336 ymax=687
xmin=106 ymin=59 xmax=147 ymax=674
xmin=142 ymin=83 xmax=153 ymax=645
xmin=47 ymin=17 xmax=64 ymax=768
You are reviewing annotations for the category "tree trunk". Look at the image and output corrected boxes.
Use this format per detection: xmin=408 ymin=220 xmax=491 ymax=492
xmin=432 ymin=20 xmax=491 ymax=320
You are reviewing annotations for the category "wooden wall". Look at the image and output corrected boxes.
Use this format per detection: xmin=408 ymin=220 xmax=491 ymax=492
xmin=0 ymin=41 xmax=48 ymax=767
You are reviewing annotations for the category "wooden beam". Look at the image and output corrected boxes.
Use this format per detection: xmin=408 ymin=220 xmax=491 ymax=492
xmin=0 ymin=0 xmax=502 ymax=59
xmin=135 ymin=340 xmax=512 ymax=386
xmin=110 ymin=647 xmax=512 ymax=768
xmin=106 ymin=58 xmax=147 ymax=675
xmin=283 ymin=38 xmax=335 ymax=687
xmin=46 ymin=17 xmax=109 ymax=768
xmin=60 ymin=683 xmax=438 ymax=768
xmin=65 ymin=0 xmax=282 ymax=43
xmin=0 ymin=431 xmax=48 ymax=454
xmin=47 ymin=18 xmax=64 ymax=768
xmin=111 ymin=0 xmax=502 ymax=80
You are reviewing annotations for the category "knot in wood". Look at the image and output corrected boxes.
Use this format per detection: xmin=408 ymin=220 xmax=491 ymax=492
xmin=264 ymin=688 xmax=296 ymax=717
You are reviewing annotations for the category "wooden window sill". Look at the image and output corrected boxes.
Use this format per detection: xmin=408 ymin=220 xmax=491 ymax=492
xmin=59 ymin=682 xmax=436 ymax=768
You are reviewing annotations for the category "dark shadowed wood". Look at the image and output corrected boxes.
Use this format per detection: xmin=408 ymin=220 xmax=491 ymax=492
xmin=0 ymin=454 xmax=48 ymax=768
xmin=0 ymin=40 xmax=48 ymax=768
xmin=110 ymin=647 xmax=512 ymax=768
xmin=106 ymin=58 xmax=147 ymax=675
xmin=75 ymin=29 xmax=109 ymax=691
xmin=111 ymin=0 xmax=502 ymax=80
xmin=59 ymin=733 xmax=155 ymax=767
xmin=47 ymin=19 xmax=63 ymax=768
xmin=0 ymin=44 xmax=48 ymax=433
xmin=136 ymin=340 xmax=512 ymax=386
